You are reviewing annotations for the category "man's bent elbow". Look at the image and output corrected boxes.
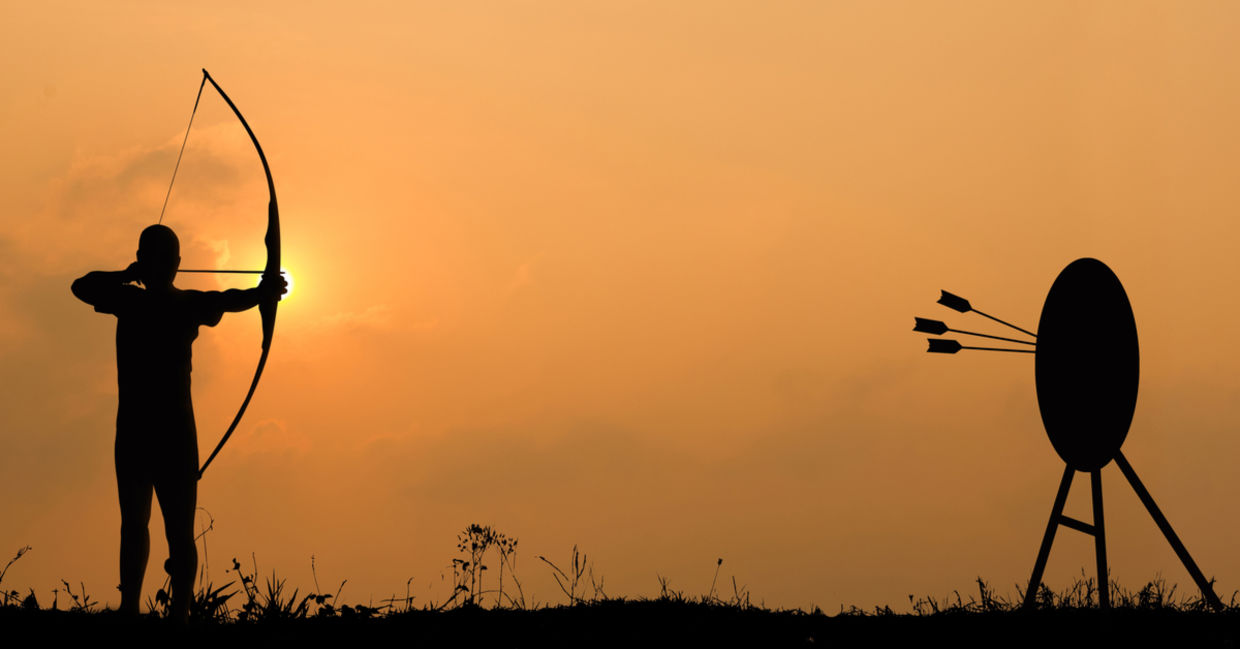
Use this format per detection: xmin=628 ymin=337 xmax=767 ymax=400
xmin=71 ymin=274 xmax=104 ymax=305
xmin=71 ymin=276 xmax=89 ymax=302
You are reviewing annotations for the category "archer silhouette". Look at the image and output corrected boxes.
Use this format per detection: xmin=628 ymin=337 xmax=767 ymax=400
xmin=71 ymin=224 xmax=286 ymax=620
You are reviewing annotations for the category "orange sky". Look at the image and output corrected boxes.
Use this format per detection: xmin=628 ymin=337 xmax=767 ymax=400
xmin=4 ymin=2 xmax=1240 ymax=612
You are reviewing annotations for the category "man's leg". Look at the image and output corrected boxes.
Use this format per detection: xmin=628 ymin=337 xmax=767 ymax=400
xmin=116 ymin=447 xmax=153 ymax=615
xmin=156 ymin=469 xmax=197 ymax=621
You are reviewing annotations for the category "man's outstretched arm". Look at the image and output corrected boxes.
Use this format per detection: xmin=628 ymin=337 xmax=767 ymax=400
xmin=212 ymin=274 xmax=287 ymax=313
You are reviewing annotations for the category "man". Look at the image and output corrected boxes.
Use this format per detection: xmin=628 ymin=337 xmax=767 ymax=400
xmin=72 ymin=224 xmax=286 ymax=619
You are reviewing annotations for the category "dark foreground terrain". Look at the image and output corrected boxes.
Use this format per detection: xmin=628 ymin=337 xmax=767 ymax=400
xmin=4 ymin=601 xmax=1240 ymax=648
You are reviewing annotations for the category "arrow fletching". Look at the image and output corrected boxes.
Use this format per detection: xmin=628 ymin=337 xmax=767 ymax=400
xmin=927 ymin=338 xmax=963 ymax=354
xmin=938 ymin=291 xmax=971 ymax=313
xmin=913 ymin=317 xmax=949 ymax=335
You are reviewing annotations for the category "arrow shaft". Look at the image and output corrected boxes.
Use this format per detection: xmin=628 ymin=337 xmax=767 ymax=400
xmin=961 ymin=345 xmax=1034 ymax=353
xmin=971 ymin=309 xmax=1037 ymax=339
xmin=947 ymin=328 xmax=1037 ymax=346
xmin=179 ymin=269 xmax=266 ymax=274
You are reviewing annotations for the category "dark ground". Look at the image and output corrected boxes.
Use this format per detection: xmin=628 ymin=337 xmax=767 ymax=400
xmin=5 ymin=601 xmax=1240 ymax=648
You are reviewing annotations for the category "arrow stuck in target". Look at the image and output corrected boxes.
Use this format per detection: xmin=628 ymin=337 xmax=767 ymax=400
xmin=937 ymin=290 xmax=1037 ymax=339
xmin=925 ymin=338 xmax=1035 ymax=354
xmin=913 ymin=318 xmax=1036 ymax=346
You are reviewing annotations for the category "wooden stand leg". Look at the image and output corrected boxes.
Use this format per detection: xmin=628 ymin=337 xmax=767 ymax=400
xmin=1023 ymin=465 xmax=1075 ymax=609
xmin=1114 ymin=451 xmax=1223 ymax=611
xmin=1091 ymin=469 xmax=1109 ymax=609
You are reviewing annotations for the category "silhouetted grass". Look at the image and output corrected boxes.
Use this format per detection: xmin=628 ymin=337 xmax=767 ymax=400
xmin=0 ymin=545 xmax=32 ymax=608
xmin=4 ymin=528 xmax=1240 ymax=647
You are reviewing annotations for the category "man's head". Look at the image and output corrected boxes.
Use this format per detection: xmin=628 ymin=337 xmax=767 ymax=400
xmin=137 ymin=224 xmax=180 ymax=287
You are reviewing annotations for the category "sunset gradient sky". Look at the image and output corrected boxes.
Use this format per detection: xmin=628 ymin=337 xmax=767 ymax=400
xmin=4 ymin=2 xmax=1240 ymax=612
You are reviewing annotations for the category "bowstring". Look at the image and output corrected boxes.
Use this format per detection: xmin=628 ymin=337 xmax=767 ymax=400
xmin=158 ymin=74 xmax=208 ymax=225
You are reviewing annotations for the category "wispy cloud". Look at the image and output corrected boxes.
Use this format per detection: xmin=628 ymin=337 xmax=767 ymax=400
xmin=315 ymin=304 xmax=402 ymax=333
xmin=11 ymin=123 xmax=261 ymax=275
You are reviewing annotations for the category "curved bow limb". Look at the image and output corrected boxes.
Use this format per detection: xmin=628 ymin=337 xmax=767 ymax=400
xmin=196 ymin=69 xmax=281 ymax=479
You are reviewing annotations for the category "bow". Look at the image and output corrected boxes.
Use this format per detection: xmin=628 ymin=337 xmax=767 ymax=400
xmin=162 ymin=68 xmax=281 ymax=479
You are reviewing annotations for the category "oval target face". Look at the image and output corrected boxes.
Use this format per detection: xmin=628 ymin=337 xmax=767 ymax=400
xmin=1035 ymin=258 xmax=1139 ymax=471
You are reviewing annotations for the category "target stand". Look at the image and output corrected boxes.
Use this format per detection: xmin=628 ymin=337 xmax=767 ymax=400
xmin=1024 ymin=452 xmax=1219 ymax=610
xmin=915 ymin=258 xmax=1223 ymax=611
